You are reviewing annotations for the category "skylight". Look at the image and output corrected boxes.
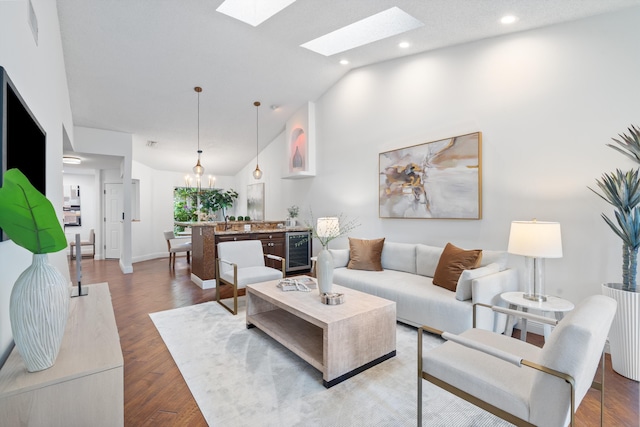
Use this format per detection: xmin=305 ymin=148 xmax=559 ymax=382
xmin=216 ymin=0 xmax=297 ymax=27
xmin=300 ymin=7 xmax=423 ymax=56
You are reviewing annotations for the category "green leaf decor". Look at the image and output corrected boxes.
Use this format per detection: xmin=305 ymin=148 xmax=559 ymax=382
xmin=0 ymin=169 xmax=67 ymax=254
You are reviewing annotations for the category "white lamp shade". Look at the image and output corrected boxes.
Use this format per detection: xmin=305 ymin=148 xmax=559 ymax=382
xmin=316 ymin=217 xmax=339 ymax=238
xmin=508 ymin=221 xmax=563 ymax=258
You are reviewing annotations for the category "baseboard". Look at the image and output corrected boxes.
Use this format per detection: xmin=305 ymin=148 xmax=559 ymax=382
xmin=191 ymin=273 xmax=216 ymax=289
xmin=131 ymin=252 xmax=167 ymax=263
xmin=119 ymin=259 xmax=133 ymax=274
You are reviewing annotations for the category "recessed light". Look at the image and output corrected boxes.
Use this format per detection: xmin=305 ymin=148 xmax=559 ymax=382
xmin=216 ymin=0 xmax=297 ymax=27
xmin=501 ymin=15 xmax=518 ymax=25
xmin=339 ymin=59 xmax=349 ymax=65
xmin=398 ymin=41 xmax=410 ymax=49
xmin=301 ymin=7 xmax=423 ymax=56
xmin=63 ymin=156 xmax=81 ymax=165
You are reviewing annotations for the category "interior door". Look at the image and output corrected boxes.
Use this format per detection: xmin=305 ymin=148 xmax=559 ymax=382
xmin=104 ymin=183 xmax=123 ymax=259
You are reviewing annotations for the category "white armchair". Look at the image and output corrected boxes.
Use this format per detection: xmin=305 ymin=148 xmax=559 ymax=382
xmin=216 ymin=240 xmax=285 ymax=315
xmin=418 ymin=295 xmax=617 ymax=426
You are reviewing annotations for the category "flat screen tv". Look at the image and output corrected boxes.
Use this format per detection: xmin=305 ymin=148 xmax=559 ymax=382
xmin=0 ymin=66 xmax=47 ymax=241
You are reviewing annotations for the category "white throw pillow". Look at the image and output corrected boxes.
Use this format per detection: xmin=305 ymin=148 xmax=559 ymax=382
xmin=455 ymin=263 xmax=500 ymax=301
xmin=328 ymin=249 xmax=350 ymax=268
xmin=480 ymin=250 xmax=508 ymax=271
xmin=381 ymin=242 xmax=417 ymax=273
xmin=416 ymin=244 xmax=444 ymax=277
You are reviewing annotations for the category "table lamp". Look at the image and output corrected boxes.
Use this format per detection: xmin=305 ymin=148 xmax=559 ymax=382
xmin=507 ymin=220 xmax=563 ymax=302
xmin=316 ymin=217 xmax=339 ymax=246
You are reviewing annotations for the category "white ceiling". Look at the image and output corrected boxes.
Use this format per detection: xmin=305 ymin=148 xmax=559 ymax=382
xmin=57 ymin=0 xmax=640 ymax=176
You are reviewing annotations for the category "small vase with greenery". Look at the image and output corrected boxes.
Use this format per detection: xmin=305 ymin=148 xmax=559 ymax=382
xmin=287 ymin=205 xmax=299 ymax=227
xmin=303 ymin=210 xmax=359 ymax=294
xmin=0 ymin=169 xmax=69 ymax=372
xmin=589 ymin=124 xmax=640 ymax=381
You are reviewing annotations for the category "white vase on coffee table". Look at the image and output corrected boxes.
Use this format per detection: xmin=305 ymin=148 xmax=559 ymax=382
xmin=316 ymin=248 xmax=333 ymax=295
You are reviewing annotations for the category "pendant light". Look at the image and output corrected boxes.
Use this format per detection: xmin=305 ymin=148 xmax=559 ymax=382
xmin=192 ymin=86 xmax=205 ymax=187
xmin=252 ymin=101 xmax=263 ymax=180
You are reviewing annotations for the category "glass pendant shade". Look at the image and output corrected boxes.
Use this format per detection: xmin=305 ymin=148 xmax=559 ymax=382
xmin=193 ymin=150 xmax=204 ymax=176
xmin=191 ymin=86 xmax=204 ymax=181
xmin=253 ymin=101 xmax=262 ymax=180
xmin=253 ymin=165 xmax=262 ymax=179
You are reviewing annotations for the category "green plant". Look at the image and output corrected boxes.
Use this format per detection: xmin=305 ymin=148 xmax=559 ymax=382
xmin=173 ymin=187 xmax=199 ymax=225
xmin=244 ymin=215 xmax=250 ymax=221
xmin=229 ymin=216 xmax=236 ymax=221
xmin=590 ymin=126 xmax=640 ymax=292
xmin=200 ymin=188 xmax=238 ymax=221
xmin=287 ymin=205 xmax=299 ymax=219
xmin=237 ymin=216 xmax=244 ymax=221
xmin=0 ymin=169 xmax=66 ymax=254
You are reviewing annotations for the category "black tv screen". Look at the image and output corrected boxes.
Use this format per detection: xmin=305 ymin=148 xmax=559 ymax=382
xmin=1 ymin=66 xmax=47 ymax=241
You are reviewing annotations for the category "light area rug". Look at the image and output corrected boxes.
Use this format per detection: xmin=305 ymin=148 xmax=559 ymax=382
xmin=150 ymin=300 xmax=513 ymax=427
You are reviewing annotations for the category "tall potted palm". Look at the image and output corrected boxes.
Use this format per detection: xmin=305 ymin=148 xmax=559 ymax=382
xmin=590 ymin=125 xmax=640 ymax=381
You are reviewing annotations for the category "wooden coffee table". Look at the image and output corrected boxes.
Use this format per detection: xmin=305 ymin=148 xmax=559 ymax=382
xmin=246 ymin=280 xmax=396 ymax=388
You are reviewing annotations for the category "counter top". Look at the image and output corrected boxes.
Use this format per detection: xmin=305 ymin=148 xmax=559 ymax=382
xmin=175 ymin=221 xmax=309 ymax=235
xmin=214 ymin=226 xmax=310 ymax=235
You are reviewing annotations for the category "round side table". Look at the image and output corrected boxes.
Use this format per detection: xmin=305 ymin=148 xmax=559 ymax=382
xmin=500 ymin=291 xmax=575 ymax=341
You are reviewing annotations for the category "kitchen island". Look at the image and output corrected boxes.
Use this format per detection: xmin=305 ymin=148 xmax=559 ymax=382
xmin=176 ymin=221 xmax=311 ymax=289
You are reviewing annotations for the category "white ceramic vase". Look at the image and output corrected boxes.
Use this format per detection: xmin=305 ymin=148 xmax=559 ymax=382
xmin=601 ymin=283 xmax=639 ymax=381
xmin=316 ymin=248 xmax=334 ymax=295
xmin=10 ymin=253 xmax=69 ymax=372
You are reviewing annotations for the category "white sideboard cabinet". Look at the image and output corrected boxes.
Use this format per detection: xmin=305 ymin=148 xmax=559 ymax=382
xmin=0 ymin=283 xmax=124 ymax=426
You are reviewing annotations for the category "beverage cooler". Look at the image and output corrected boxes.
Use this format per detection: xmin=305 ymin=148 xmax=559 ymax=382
xmin=285 ymin=231 xmax=311 ymax=273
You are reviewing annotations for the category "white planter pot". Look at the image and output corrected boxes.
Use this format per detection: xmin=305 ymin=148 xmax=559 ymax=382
xmin=10 ymin=254 xmax=69 ymax=372
xmin=316 ymin=248 xmax=334 ymax=295
xmin=601 ymin=283 xmax=639 ymax=381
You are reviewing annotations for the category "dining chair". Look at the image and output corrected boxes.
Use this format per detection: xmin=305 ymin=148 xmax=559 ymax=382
xmin=163 ymin=230 xmax=191 ymax=269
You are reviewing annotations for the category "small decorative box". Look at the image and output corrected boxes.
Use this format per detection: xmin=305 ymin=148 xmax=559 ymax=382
xmin=321 ymin=293 xmax=344 ymax=305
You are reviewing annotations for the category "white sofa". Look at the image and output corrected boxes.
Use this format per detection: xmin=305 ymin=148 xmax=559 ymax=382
xmin=330 ymin=242 xmax=519 ymax=334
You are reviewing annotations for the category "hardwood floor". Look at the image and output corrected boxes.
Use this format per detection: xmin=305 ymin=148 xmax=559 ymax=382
xmin=72 ymin=257 xmax=639 ymax=426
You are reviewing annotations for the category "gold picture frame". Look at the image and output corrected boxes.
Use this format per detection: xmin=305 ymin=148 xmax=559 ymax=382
xmin=379 ymin=132 xmax=482 ymax=219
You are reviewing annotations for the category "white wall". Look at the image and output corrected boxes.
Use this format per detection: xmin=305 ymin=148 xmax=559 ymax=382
xmin=73 ymin=126 xmax=134 ymax=271
xmin=0 ymin=0 xmax=74 ymax=365
xmin=241 ymin=8 xmax=640 ymax=306
xmin=130 ymin=155 xmax=237 ymax=263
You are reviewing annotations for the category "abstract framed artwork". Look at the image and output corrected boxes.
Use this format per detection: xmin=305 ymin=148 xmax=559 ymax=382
xmin=247 ymin=183 xmax=265 ymax=221
xmin=379 ymin=132 xmax=482 ymax=219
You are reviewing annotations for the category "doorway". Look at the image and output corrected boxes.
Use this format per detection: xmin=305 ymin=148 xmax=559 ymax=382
xmin=104 ymin=183 xmax=123 ymax=259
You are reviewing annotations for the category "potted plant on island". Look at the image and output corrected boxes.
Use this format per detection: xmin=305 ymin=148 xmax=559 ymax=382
xmin=287 ymin=205 xmax=299 ymax=227
xmin=590 ymin=125 xmax=640 ymax=381
xmin=0 ymin=169 xmax=69 ymax=372
xmin=201 ymin=188 xmax=238 ymax=230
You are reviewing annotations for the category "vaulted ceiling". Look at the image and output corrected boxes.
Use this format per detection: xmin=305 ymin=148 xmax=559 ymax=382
xmin=57 ymin=0 xmax=640 ymax=175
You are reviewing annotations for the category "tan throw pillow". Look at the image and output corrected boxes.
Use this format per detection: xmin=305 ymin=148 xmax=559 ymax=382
xmin=347 ymin=237 xmax=385 ymax=271
xmin=432 ymin=243 xmax=483 ymax=292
